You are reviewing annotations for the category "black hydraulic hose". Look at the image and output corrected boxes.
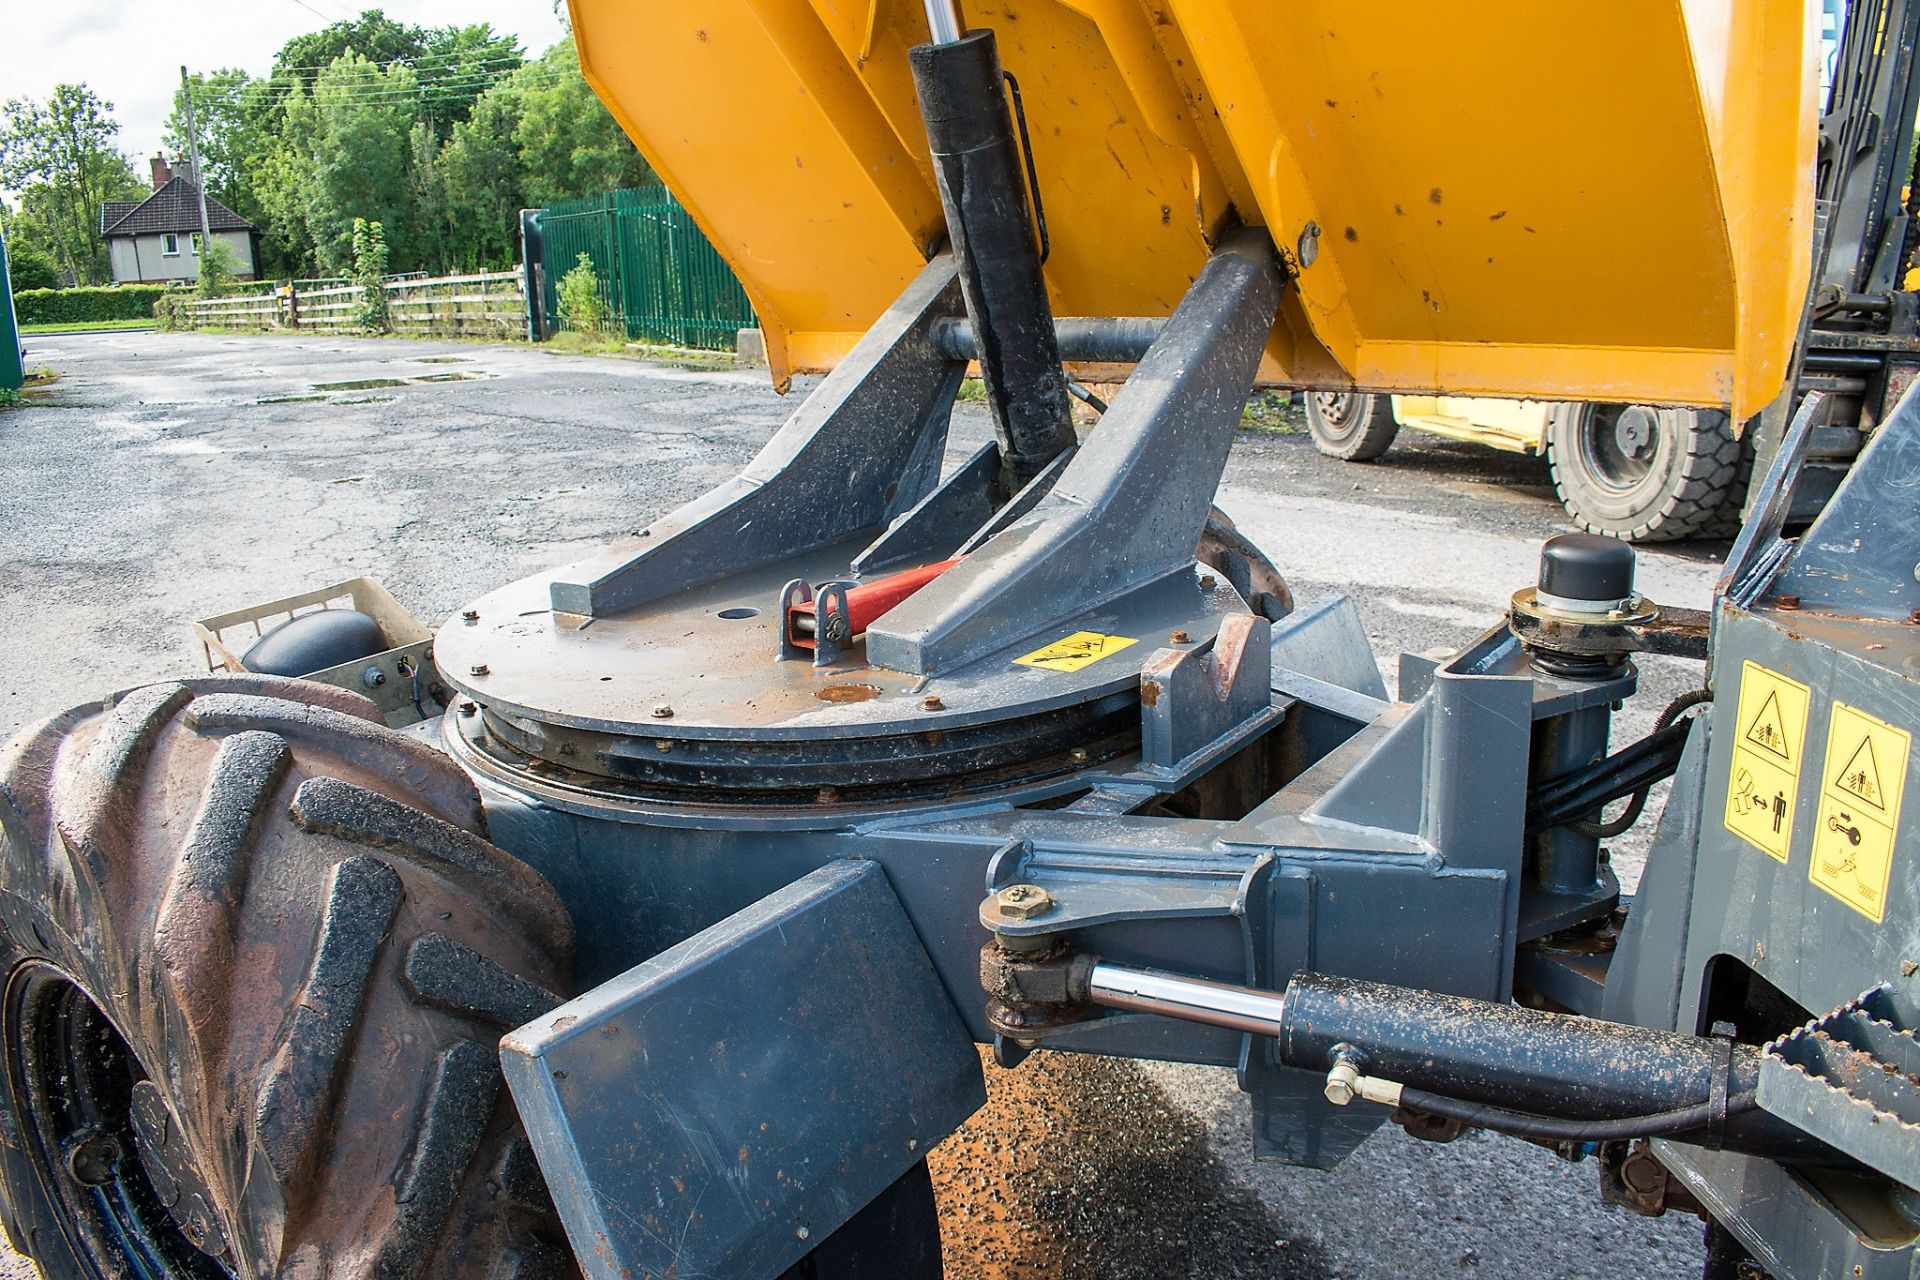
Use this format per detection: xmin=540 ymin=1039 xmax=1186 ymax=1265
xmin=1527 ymin=720 xmax=1690 ymax=835
xmin=1397 ymin=1087 xmax=1758 ymax=1143
xmin=1543 ymin=690 xmax=1712 ymax=840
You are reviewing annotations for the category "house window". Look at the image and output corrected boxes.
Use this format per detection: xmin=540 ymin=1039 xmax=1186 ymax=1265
xmin=161 ymin=233 xmax=179 ymax=256
xmin=191 ymin=233 xmax=203 ymax=256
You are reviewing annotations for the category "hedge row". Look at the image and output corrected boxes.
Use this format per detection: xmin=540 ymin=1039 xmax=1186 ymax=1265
xmin=13 ymin=285 xmax=172 ymax=325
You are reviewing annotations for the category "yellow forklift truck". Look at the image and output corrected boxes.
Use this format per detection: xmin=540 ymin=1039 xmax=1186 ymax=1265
xmin=1304 ymin=393 xmax=1744 ymax=541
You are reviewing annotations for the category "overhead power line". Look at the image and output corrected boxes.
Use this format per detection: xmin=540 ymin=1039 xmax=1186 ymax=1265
xmin=184 ymin=66 xmax=576 ymax=110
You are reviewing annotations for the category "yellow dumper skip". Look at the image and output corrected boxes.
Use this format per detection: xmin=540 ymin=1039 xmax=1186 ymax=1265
xmin=568 ymin=0 xmax=1816 ymax=420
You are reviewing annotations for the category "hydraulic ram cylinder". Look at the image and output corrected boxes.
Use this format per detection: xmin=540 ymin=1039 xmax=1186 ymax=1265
xmin=909 ymin=27 xmax=1076 ymax=484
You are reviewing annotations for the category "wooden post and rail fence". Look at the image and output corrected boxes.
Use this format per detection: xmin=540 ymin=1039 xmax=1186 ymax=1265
xmin=181 ymin=269 xmax=526 ymax=338
xmin=177 ymin=183 xmax=758 ymax=351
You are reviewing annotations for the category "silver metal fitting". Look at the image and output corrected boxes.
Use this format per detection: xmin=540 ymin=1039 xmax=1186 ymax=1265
xmin=1324 ymin=1057 xmax=1362 ymax=1106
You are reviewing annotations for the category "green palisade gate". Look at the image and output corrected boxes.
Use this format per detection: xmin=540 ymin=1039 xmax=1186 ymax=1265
xmin=0 ymin=233 xmax=22 ymax=393
xmin=536 ymin=184 xmax=757 ymax=351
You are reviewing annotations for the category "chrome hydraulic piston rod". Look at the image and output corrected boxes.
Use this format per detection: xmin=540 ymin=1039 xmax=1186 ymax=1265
xmin=1087 ymin=962 xmax=1285 ymax=1037
xmin=1076 ymin=963 xmax=1831 ymax=1160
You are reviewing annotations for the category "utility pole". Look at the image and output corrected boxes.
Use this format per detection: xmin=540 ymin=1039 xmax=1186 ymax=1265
xmin=179 ymin=66 xmax=214 ymax=263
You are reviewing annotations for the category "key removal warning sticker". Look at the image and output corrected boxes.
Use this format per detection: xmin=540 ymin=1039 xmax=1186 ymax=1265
xmin=1810 ymin=700 xmax=1911 ymax=923
xmin=1723 ymin=660 xmax=1811 ymax=862
xmin=1014 ymin=631 xmax=1138 ymax=673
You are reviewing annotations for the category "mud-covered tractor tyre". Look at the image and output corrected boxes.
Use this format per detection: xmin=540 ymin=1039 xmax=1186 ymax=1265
xmin=0 ymin=673 xmax=579 ymax=1280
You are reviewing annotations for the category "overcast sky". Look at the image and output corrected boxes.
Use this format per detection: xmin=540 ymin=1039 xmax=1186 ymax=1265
xmin=5 ymin=0 xmax=570 ymax=179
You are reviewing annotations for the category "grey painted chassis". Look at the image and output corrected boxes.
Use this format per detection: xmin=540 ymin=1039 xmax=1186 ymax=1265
xmin=429 ymin=241 xmax=1920 ymax=1279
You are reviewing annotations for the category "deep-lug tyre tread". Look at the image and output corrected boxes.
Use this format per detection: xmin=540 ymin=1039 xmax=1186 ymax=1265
xmin=0 ymin=673 xmax=577 ymax=1280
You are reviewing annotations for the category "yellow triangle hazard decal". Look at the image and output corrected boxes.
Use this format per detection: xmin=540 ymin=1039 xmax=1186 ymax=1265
xmin=1744 ymin=689 xmax=1792 ymax=761
xmin=1833 ymin=733 xmax=1888 ymax=812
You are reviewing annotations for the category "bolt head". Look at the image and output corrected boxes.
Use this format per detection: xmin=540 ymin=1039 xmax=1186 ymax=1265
xmin=458 ymin=700 xmax=477 ymax=717
xmin=995 ymin=883 xmax=1053 ymax=921
xmin=1776 ymin=594 xmax=1801 ymax=611
xmin=461 ymin=609 xmax=480 ymax=622
xmin=64 ymin=1131 xmax=122 ymax=1186
xmin=650 ymin=704 xmax=674 ymax=719
xmin=922 ymin=694 xmax=944 ymax=711
xmin=1169 ymin=629 xmax=1190 ymax=644
xmin=1198 ymin=574 xmax=1216 ymax=589
xmin=1070 ymin=746 xmax=1089 ymax=762
xmin=468 ymin=663 xmax=489 ymax=677
xmin=1296 ymin=220 xmax=1321 ymax=268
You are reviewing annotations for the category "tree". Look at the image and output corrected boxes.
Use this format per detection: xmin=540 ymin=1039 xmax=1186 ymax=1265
xmin=0 ymin=85 xmax=144 ymax=284
xmin=351 ymin=217 xmax=390 ymax=330
xmin=164 ymin=70 xmax=267 ymax=214
xmin=275 ymin=11 xmax=426 ymax=89
xmin=437 ymin=86 xmax=525 ymax=270
xmin=2 ymin=233 xmax=60 ymax=291
xmin=512 ymin=42 xmax=652 ymax=206
xmin=414 ymin=25 xmax=523 ymax=135
xmin=304 ymin=55 xmax=419 ymax=272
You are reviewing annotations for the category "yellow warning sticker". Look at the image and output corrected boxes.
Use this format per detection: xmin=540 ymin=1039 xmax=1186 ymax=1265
xmin=1809 ymin=700 xmax=1911 ymax=923
xmin=1013 ymin=631 xmax=1138 ymax=673
xmin=1723 ymin=661 xmax=1811 ymax=862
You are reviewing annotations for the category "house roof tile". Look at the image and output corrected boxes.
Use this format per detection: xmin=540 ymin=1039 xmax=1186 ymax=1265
xmin=102 ymin=178 xmax=253 ymax=237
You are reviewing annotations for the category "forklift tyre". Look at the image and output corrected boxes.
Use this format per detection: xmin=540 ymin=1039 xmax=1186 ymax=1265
xmin=1305 ymin=391 xmax=1400 ymax=461
xmin=0 ymin=674 xmax=578 ymax=1280
xmin=1546 ymin=404 xmax=1744 ymax=542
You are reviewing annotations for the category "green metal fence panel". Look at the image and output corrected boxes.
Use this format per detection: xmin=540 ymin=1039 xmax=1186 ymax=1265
xmin=0 ymin=233 xmax=23 ymax=393
xmin=534 ymin=184 xmax=756 ymax=351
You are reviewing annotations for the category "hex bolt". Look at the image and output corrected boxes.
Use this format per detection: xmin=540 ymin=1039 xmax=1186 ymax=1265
xmin=1070 ymin=747 xmax=1090 ymax=762
xmin=796 ymin=1227 xmax=811 ymax=1242
xmin=1169 ymin=629 xmax=1191 ymax=644
xmin=458 ymin=700 xmax=477 ymax=717
xmin=461 ymin=609 xmax=480 ymax=623
xmin=923 ymin=695 xmax=945 ymax=711
xmin=651 ymin=704 xmax=674 ymax=719
xmin=468 ymin=663 xmax=490 ymax=677
xmin=1908 ymin=607 xmax=1920 ymax=625
xmin=816 ymin=785 xmax=840 ymax=804
xmin=1198 ymin=574 xmax=1216 ymax=589
xmin=1776 ymin=594 xmax=1801 ymax=611
xmin=995 ymin=883 xmax=1054 ymax=921
xmin=362 ymin=666 xmax=386 ymax=689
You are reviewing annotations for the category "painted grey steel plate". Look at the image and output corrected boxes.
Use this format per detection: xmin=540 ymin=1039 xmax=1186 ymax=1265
xmin=501 ymin=860 xmax=985 ymax=1280
xmin=434 ymin=539 xmax=1245 ymax=738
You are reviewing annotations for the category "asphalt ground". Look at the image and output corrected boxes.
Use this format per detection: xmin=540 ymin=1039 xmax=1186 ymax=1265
xmin=0 ymin=332 xmax=1721 ymax=1278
